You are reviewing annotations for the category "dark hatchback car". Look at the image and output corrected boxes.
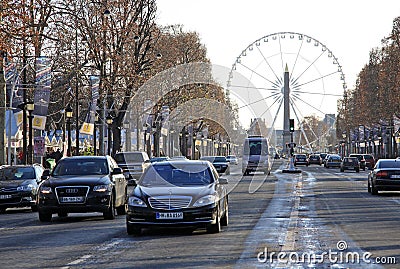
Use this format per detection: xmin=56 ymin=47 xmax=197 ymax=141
xmin=37 ymin=156 xmax=127 ymax=222
xmin=308 ymin=154 xmax=322 ymax=165
xmin=200 ymin=156 xmax=230 ymax=175
xmin=368 ymin=159 xmax=400 ymax=195
xmin=349 ymin=154 xmax=366 ymax=171
xmin=0 ymin=164 xmax=44 ymax=213
xmin=340 ymin=157 xmax=360 ymax=172
xmin=294 ymin=154 xmax=309 ymax=166
xmin=126 ymin=160 xmax=229 ymax=235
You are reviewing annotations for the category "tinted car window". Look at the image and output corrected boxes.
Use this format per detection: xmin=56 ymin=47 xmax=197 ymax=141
xmin=53 ymin=159 xmax=108 ymax=176
xmin=378 ymin=160 xmax=400 ymax=168
xmin=0 ymin=167 xmax=35 ymax=180
xmin=115 ymin=153 xmax=145 ymax=162
xmin=141 ymin=164 xmax=213 ymax=186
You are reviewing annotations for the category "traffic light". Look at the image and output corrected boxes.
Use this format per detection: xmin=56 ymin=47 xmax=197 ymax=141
xmin=289 ymin=119 xmax=294 ymax=132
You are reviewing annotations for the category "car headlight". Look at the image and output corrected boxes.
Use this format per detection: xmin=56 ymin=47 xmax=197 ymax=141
xmin=17 ymin=184 xmax=34 ymax=191
xmin=93 ymin=184 xmax=112 ymax=192
xmin=40 ymin=186 xmax=52 ymax=194
xmin=128 ymin=196 xmax=147 ymax=207
xmin=193 ymin=194 xmax=217 ymax=207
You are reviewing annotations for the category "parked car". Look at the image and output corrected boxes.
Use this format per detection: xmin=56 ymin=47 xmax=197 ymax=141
xmin=308 ymin=154 xmax=322 ymax=165
xmin=126 ymin=160 xmax=229 ymax=235
xmin=294 ymin=154 xmax=309 ymax=166
xmin=340 ymin=157 xmax=360 ymax=172
xmin=368 ymin=159 xmax=400 ymax=195
xmin=114 ymin=151 xmax=150 ymax=184
xmin=324 ymin=154 xmax=342 ymax=168
xmin=37 ymin=156 xmax=127 ymax=222
xmin=363 ymin=154 xmax=375 ymax=170
xmin=349 ymin=154 xmax=366 ymax=171
xmin=226 ymin=155 xmax=238 ymax=165
xmin=0 ymin=164 xmax=44 ymax=213
xmin=200 ymin=156 xmax=230 ymax=175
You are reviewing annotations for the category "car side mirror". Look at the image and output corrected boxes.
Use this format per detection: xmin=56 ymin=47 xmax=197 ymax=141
xmin=112 ymin=167 xmax=123 ymax=175
xmin=218 ymin=178 xmax=228 ymax=185
xmin=144 ymin=159 xmax=151 ymax=164
xmin=41 ymin=169 xmax=50 ymax=180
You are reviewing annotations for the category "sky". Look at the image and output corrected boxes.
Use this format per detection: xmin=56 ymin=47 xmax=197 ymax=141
xmin=156 ymin=0 xmax=400 ymax=128
xmin=156 ymin=0 xmax=400 ymax=88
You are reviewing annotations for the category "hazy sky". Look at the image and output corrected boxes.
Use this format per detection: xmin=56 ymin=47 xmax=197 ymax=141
xmin=156 ymin=0 xmax=400 ymax=89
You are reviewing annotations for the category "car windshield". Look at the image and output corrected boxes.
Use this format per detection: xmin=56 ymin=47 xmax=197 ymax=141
xmin=140 ymin=163 xmax=213 ymax=187
xmin=378 ymin=160 xmax=400 ymax=169
xmin=114 ymin=153 xmax=145 ymax=163
xmin=52 ymin=159 xmax=108 ymax=176
xmin=0 ymin=167 xmax=35 ymax=180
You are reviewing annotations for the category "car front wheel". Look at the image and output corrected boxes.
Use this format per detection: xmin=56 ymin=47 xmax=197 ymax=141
xmin=206 ymin=208 xmax=221 ymax=233
xmin=103 ymin=194 xmax=115 ymax=220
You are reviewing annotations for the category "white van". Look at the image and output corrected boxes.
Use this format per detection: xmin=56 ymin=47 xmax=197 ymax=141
xmin=242 ymin=136 xmax=272 ymax=176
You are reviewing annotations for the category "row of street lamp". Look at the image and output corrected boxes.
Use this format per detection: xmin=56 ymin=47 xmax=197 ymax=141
xmin=64 ymin=104 xmax=113 ymax=157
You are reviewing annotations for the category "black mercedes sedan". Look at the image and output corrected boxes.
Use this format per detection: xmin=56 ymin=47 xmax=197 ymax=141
xmin=368 ymin=159 xmax=400 ymax=195
xmin=37 ymin=156 xmax=127 ymax=222
xmin=126 ymin=160 xmax=229 ymax=235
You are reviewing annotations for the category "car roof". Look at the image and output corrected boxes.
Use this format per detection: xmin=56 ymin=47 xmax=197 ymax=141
xmin=60 ymin=156 xmax=107 ymax=161
xmin=152 ymin=160 xmax=211 ymax=166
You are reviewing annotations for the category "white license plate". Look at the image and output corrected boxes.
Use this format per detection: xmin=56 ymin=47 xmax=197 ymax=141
xmin=60 ymin=196 xmax=84 ymax=203
xmin=391 ymin=175 xmax=400 ymax=179
xmin=156 ymin=212 xmax=183 ymax=220
xmin=0 ymin=194 xmax=12 ymax=199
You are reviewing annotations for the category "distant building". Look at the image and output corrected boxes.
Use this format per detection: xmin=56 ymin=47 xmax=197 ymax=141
xmin=324 ymin=114 xmax=336 ymax=128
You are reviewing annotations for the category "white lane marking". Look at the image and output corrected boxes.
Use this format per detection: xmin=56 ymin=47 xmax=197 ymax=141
xmin=60 ymin=239 xmax=124 ymax=268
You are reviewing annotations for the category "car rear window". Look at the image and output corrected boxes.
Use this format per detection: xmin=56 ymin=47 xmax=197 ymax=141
xmin=378 ymin=160 xmax=400 ymax=168
xmin=115 ymin=153 xmax=145 ymax=162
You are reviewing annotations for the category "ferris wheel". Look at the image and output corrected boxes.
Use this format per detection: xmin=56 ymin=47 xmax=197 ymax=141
xmin=227 ymin=31 xmax=347 ymax=152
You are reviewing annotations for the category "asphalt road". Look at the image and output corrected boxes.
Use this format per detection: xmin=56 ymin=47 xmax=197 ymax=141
xmin=1 ymin=159 xmax=400 ymax=269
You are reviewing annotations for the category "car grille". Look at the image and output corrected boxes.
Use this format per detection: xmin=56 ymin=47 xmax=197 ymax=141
xmin=0 ymin=187 xmax=18 ymax=193
xmin=148 ymin=196 xmax=192 ymax=210
xmin=55 ymin=186 xmax=90 ymax=204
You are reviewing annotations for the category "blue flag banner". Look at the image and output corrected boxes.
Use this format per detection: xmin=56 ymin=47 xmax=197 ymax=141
xmin=33 ymin=57 xmax=52 ymax=130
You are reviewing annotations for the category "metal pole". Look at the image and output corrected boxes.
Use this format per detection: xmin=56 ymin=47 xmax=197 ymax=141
xmin=93 ymin=121 xmax=97 ymax=155
xmin=75 ymin=21 xmax=80 ymax=156
xmin=28 ymin=112 xmax=33 ymax=164
xmin=67 ymin=119 xmax=72 ymax=156
xmin=107 ymin=124 xmax=112 ymax=155
xmin=22 ymin=44 xmax=27 ymax=164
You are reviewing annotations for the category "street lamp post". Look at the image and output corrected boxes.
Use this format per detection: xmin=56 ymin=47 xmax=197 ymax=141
xmin=66 ymin=104 xmax=73 ymax=156
xmin=26 ymin=102 xmax=34 ymax=165
xmin=93 ymin=112 xmax=99 ymax=156
xmin=106 ymin=114 xmax=113 ymax=156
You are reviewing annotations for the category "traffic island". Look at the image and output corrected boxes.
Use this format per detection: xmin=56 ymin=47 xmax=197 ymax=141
xmin=282 ymin=157 xmax=302 ymax=174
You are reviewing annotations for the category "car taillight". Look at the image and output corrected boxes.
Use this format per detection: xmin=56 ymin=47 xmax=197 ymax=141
xmin=376 ymin=171 xmax=389 ymax=178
